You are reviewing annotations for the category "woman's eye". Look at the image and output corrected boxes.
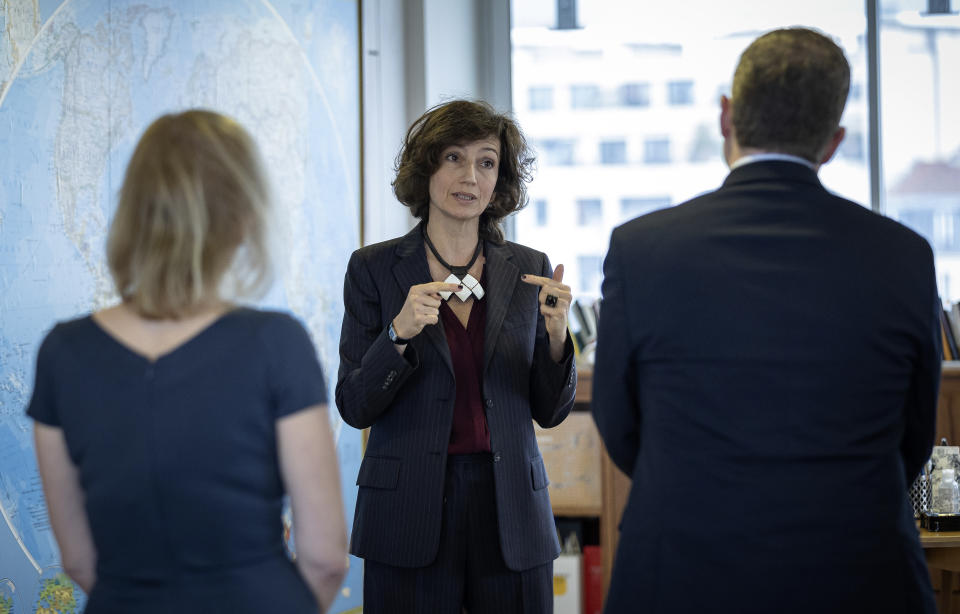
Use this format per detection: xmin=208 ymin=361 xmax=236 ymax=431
xmin=481 ymin=160 xmax=495 ymax=169
xmin=445 ymin=153 xmax=459 ymax=162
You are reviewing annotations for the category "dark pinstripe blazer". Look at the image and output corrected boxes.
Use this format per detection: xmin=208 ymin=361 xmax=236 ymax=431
xmin=336 ymin=223 xmax=576 ymax=571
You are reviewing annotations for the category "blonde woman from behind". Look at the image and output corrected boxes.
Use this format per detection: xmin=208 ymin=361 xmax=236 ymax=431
xmin=29 ymin=110 xmax=347 ymax=614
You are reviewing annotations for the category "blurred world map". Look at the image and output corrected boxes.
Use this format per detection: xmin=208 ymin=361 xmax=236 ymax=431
xmin=0 ymin=1 xmax=361 ymax=611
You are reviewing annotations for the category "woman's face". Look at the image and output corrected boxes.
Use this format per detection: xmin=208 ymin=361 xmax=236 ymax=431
xmin=427 ymin=136 xmax=500 ymax=225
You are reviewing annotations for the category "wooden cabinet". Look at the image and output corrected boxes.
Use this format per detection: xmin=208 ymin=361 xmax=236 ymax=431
xmin=540 ymin=369 xmax=630 ymax=598
xmin=937 ymin=363 xmax=960 ymax=447
xmin=933 ymin=364 xmax=960 ymax=612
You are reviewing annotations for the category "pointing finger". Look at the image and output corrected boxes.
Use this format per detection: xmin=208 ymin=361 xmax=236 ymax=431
xmin=421 ymin=281 xmax=463 ymax=294
xmin=520 ymin=273 xmax=552 ymax=287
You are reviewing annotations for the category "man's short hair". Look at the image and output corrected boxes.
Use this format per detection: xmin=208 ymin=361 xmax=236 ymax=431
xmin=732 ymin=27 xmax=850 ymax=162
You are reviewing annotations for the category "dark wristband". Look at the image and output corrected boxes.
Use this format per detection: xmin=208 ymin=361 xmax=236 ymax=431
xmin=388 ymin=321 xmax=410 ymax=345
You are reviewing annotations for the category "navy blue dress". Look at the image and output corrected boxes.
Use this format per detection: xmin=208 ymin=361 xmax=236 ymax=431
xmin=27 ymin=308 xmax=327 ymax=614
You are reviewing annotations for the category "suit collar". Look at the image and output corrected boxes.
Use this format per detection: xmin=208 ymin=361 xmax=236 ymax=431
xmin=723 ymin=160 xmax=824 ymax=190
xmin=481 ymin=240 xmax=518 ymax=374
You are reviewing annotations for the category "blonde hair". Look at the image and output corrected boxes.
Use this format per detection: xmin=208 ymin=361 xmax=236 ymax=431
xmin=107 ymin=110 xmax=271 ymax=319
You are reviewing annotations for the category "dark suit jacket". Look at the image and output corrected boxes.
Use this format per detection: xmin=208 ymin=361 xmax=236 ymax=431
xmin=336 ymin=223 xmax=576 ymax=571
xmin=592 ymin=161 xmax=940 ymax=613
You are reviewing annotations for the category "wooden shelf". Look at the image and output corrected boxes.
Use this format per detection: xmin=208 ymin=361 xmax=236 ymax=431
xmin=552 ymin=504 xmax=602 ymax=518
xmin=574 ymin=368 xmax=592 ymax=404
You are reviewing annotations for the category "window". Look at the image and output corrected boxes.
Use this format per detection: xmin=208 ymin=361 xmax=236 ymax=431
xmin=577 ymin=255 xmax=603 ymax=294
xmin=576 ymin=199 xmax=603 ymax=226
xmin=945 ymin=210 xmax=960 ymax=252
xmin=600 ymin=140 xmax=627 ymax=165
xmin=688 ymin=123 xmax=720 ymax=163
xmin=643 ymin=138 xmax=671 ymax=164
xmin=534 ymin=199 xmax=548 ymax=226
xmin=849 ymin=82 xmax=863 ymax=101
xmin=839 ymin=131 xmax=864 ymax=161
xmin=878 ymin=1 xmax=960 ymax=298
xmin=621 ymin=197 xmax=672 ymax=220
xmin=528 ymin=86 xmax=553 ymax=111
xmin=667 ymin=80 xmax=694 ymax=105
xmin=618 ymin=82 xmax=650 ymax=107
xmin=511 ymin=0 xmax=871 ymax=301
xmin=537 ymin=139 xmax=576 ymax=165
xmin=571 ymin=84 xmax=602 ymax=109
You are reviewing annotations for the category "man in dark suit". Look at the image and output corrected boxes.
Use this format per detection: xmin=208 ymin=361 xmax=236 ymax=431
xmin=591 ymin=27 xmax=940 ymax=613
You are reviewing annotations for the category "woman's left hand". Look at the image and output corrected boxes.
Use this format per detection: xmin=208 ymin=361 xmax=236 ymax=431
xmin=521 ymin=264 xmax=572 ymax=362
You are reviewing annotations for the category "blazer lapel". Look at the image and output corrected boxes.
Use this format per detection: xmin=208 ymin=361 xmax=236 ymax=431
xmin=482 ymin=241 xmax=519 ymax=374
xmin=392 ymin=223 xmax=453 ymax=377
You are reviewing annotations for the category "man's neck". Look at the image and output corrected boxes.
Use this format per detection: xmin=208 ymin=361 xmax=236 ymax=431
xmin=727 ymin=145 xmax=818 ymax=172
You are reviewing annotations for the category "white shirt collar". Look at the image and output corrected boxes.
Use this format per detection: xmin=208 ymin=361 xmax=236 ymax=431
xmin=730 ymin=152 xmax=817 ymax=171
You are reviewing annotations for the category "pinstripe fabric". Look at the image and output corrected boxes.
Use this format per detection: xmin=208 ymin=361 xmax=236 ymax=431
xmin=362 ymin=454 xmax=553 ymax=614
xmin=336 ymin=222 xmax=576 ymax=571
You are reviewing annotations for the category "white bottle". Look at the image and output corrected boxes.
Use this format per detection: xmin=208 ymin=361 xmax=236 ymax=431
xmin=933 ymin=468 xmax=960 ymax=514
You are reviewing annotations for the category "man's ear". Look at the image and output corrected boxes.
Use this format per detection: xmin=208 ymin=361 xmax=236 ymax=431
xmin=720 ymin=95 xmax=733 ymax=139
xmin=818 ymin=126 xmax=846 ymax=165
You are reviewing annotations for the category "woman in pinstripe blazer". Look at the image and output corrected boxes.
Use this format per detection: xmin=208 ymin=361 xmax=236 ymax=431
xmin=336 ymin=100 xmax=577 ymax=613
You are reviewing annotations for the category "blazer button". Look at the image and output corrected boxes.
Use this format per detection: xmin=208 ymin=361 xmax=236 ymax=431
xmin=493 ymin=452 xmax=501 ymax=462
xmin=485 ymin=399 xmax=493 ymax=408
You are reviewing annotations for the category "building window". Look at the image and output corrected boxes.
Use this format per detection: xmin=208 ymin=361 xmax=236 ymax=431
xmin=839 ymin=131 xmax=864 ymax=160
xmin=529 ymin=86 xmax=553 ymax=111
xmin=620 ymin=196 xmax=672 ymax=220
xmin=667 ymin=80 xmax=694 ymax=105
xmin=534 ymin=199 xmax=548 ymax=226
xmin=688 ymin=123 xmax=720 ymax=162
xmin=576 ymin=199 xmax=603 ymax=226
xmin=537 ymin=139 xmax=576 ymax=165
xmin=570 ymin=84 xmax=602 ymax=109
xmin=599 ymin=140 xmax=627 ymax=165
xmin=643 ymin=138 xmax=671 ymax=164
xmin=618 ymin=82 xmax=650 ymax=107
xmin=577 ymin=255 xmax=603 ymax=294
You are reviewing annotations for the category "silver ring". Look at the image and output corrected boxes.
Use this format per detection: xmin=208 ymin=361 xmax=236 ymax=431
xmin=545 ymin=294 xmax=558 ymax=308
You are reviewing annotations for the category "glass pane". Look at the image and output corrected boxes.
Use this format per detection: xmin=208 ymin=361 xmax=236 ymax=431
xmin=878 ymin=1 xmax=960 ymax=303
xmin=511 ymin=0 xmax=869 ymax=303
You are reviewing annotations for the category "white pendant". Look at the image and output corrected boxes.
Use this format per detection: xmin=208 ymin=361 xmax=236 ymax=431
xmin=439 ymin=273 xmax=485 ymax=301
xmin=439 ymin=273 xmax=458 ymax=300
xmin=461 ymin=274 xmax=484 ymax=300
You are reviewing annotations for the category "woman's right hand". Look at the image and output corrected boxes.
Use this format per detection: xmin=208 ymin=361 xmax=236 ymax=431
xmin=392 ymin=281 xmax=462 ymax=340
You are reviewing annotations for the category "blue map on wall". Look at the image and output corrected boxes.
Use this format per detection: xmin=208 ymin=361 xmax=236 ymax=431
xmin=0 ymin=1 xmax=362 ymax=612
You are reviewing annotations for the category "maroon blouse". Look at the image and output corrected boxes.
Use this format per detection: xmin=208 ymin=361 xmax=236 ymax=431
xmin=440 ymin=293 xmax=491 ymax=454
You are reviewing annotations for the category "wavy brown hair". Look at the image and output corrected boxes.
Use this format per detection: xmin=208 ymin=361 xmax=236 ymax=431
xmin=392 ymin=99 xmax=535 ymax=244
xmin=107 ymin=110 xmax=271 ymax=319
xmin=732 ymin=27 xmax=850 ymax=162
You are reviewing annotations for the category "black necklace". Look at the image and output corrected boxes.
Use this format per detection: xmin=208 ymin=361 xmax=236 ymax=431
xmin=423 ymin=228 xmax=482 ymax=278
